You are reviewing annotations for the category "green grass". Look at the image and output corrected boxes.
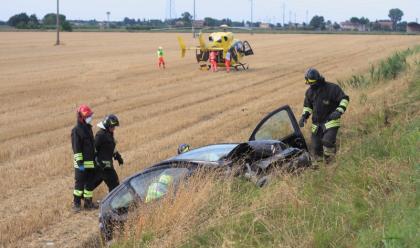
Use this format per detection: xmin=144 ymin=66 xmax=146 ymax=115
xmin=338 ymin=46 xmax=420 ymax=89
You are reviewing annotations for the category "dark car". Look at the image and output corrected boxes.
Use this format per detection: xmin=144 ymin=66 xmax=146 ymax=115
xmin=99 ymin=105 xmax=311 ymax=240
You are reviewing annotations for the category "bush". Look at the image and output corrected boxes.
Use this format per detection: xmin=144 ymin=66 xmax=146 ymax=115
xmin=61 ymin=21 xmax=72 ymax=32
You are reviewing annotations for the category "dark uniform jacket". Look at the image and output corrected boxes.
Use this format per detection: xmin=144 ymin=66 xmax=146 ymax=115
xmin=71 ymin=122 xmax=95 ymax=169
xmin=95 ymin=128 xmax=116 ymax=169
xmin=302 ymin=80 xmax=350 ymax=131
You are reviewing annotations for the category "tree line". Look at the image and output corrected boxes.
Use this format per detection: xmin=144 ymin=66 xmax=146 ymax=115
xmin=309 ymin=8 xmax=405 ymax=31
xmin=2 ymin=8 xmax=408 ymax=32
xmin=5 ymin=12 xmax=72 ymax=31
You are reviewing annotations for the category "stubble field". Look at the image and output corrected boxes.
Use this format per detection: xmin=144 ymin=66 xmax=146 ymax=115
xmin=0 ymin=32 xmax=419 ymax=247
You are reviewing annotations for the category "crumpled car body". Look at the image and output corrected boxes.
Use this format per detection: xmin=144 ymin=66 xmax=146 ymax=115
xmin=99 ymin=105 xmax=311 ymax=241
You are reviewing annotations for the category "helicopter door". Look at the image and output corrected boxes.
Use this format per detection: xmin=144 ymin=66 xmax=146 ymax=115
xmin=249 ymin=105 xmax=308 ymax=151
xmin=243 ymin=41 xmax=254 ymax=56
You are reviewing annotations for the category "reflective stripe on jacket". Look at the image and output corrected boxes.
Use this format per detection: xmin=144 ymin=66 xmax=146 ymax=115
xmin=302 ymin=80 xmax=349 ymax=130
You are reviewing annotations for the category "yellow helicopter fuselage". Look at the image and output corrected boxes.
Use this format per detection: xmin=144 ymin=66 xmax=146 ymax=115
xmin=178 ymin=31 xmax=254 ymax=70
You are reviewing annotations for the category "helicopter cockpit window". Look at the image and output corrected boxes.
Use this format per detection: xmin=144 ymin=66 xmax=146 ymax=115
xmin=234 ymin=42 xmax=244 ymax=53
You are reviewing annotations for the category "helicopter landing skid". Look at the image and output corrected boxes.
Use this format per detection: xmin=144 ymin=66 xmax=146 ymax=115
xmin=234 ymin=63 xmax=249 ymax=71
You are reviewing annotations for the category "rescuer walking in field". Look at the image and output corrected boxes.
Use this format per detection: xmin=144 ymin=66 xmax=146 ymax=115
xmin=225 ymin=51 xmax=231 ymax=73
xmin=210 ymin=50 xmax=218 ymax=72
xmin=157 ymin=46 xmax=166 ymax=69
xmin=93 ymin=114 xmax=123 ymax=193
xmin=298 ymin=68 xmax=350 ymax=164
xmin=71 ymin=105 xmax=98 ymax=212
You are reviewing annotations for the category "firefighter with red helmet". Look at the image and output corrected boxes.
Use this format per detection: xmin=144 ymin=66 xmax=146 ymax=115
xmin=93 ymin=114 xmax=123 ymax=193
xmin=299 ymin=68 xmax=350 ymax=164
xmin=71 ymin=104 xmax=97 ymax=212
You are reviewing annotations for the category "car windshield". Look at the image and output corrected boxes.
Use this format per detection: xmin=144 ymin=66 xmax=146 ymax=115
xmin=173 ymin=144 xmax=238 ymax=162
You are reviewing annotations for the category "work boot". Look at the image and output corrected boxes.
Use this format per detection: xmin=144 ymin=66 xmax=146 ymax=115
xmin=72 ymin=196 xmax=82 ymax=213
xmin=84 ymin=198 xmax=99 ymax=210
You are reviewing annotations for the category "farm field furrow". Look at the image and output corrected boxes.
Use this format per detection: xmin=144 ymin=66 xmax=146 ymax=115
xmin=0 ymin=32 xmax=419 ymax=247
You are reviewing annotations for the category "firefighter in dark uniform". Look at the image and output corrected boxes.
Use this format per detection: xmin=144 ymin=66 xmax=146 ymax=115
xmin=71 ymin=104 xmax=97 ymax=212
xmin=93 ymin=114 xmax=123 ymax=192
xmin=298 ymin=68 xmax=350 ymax=163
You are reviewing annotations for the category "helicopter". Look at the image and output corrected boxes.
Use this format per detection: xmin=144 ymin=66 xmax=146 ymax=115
xmin=177 ymin=25 xmax=254 ymax=70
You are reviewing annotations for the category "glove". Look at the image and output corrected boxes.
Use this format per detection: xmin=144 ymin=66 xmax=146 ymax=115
xmin=329 ymin=110 xmax=342 ymax=120
xmin=113 ymin=152 xmax=124 ymax=166
xmin=78 ymin=165 xmax=85 ymax=172
xmin=299 ymin=116 xmax=308 ymax=128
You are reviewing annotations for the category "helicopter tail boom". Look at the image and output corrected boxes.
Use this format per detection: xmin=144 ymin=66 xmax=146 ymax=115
xmin=177 ymin=36 xmax=187 ymax=58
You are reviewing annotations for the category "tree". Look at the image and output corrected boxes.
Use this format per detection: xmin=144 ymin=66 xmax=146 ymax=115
xmin=61 ymin=21 xmax=72 ymax=31
xmin=43 ymin=13 xmax=66 ymax=25
xmin=7 ymin=13 xmax=29 ymax=27
xmin=333 ymin=22 xmax=341 ymax=30
xmin=181 ymin=12 xmax=193 ymax=26
xmin=388 ymin=8 xmax=404 ymax=31
xmin=309 ymin=15 xmax=325 ymax=30
xmin=28 ymin=14 xmax=39 ymax=28
xmin=350 ymin=17 xmax=360 ymax=24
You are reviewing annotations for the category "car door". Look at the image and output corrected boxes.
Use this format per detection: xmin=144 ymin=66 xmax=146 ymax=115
xmin=249 ymin=105 xmax=308 ymax=151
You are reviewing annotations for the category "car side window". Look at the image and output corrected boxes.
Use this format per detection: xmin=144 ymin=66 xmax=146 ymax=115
xmin=129 ymin=168 xmax=190 ymax=202
xmin=110 ymin=185 xmax=134 ymax=211
xmin=254 ymin=110 xmax=294 ymax=141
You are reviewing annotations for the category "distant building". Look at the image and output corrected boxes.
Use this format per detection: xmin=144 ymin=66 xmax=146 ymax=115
xmin=376 ymin=20 xmax=393 ymax=30
xmin=340 ymin=21 xmax=366 ymax=31
xmin=407 ymin=22 xmax=420 ymax=33
xmin=259 ymin=23 xmax=271 ymax=29
xmin=193 ymin=20 xmax=204 ymax=28
xmin=175 ymin=21 xmax=185 ymax=27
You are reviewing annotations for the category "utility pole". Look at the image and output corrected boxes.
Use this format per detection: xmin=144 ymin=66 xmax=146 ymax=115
xmin=55 ymin=0 xmax=60 ymax=45
xmin=191 ymin=0 xmax=195 ymax=39
xmin=169 ymin=0 xmax=172 ymax=20
xmin=289 ymin=10 xmax=292 ymax=25
xmin=106 ymin=11 xmax=110 ymax=29
xmin=282 ymin=3 xmax=285 ymax=28
xmin=250 ymin=0 xmax=254 ymax=34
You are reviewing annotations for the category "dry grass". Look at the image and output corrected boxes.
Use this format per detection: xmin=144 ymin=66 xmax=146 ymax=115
xmin=0 ymin=32 xmax=419 ymax=247
xmin=114 ymin=48 xmax=420 ymax=248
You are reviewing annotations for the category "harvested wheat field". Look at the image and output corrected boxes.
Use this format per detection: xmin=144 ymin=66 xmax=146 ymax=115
xmin=0 ymin=32 xmax=419 ymax=247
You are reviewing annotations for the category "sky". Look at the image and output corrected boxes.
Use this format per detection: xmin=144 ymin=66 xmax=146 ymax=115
xmin=1 ymin=0 xmax=419 ymax=24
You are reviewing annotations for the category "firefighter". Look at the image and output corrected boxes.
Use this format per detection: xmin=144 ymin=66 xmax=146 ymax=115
xmin=177 ymin=144 xmax=190 ymax=154
xmin=145 ymin=173 xmax=174 ymax=203
xmin=157 ymin=46 xmax=165 ymax=69
xmin=298 ymin=68 xmax=350 ymax=164
xmin=93 ymin=114 xmax=123 ymax=193
xmin=71 ymin=104 xmax=97 ymax=212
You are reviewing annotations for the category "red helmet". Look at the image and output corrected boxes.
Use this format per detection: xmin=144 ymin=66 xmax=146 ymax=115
xmin=77 ymin=105 xmax=93 ymax=122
